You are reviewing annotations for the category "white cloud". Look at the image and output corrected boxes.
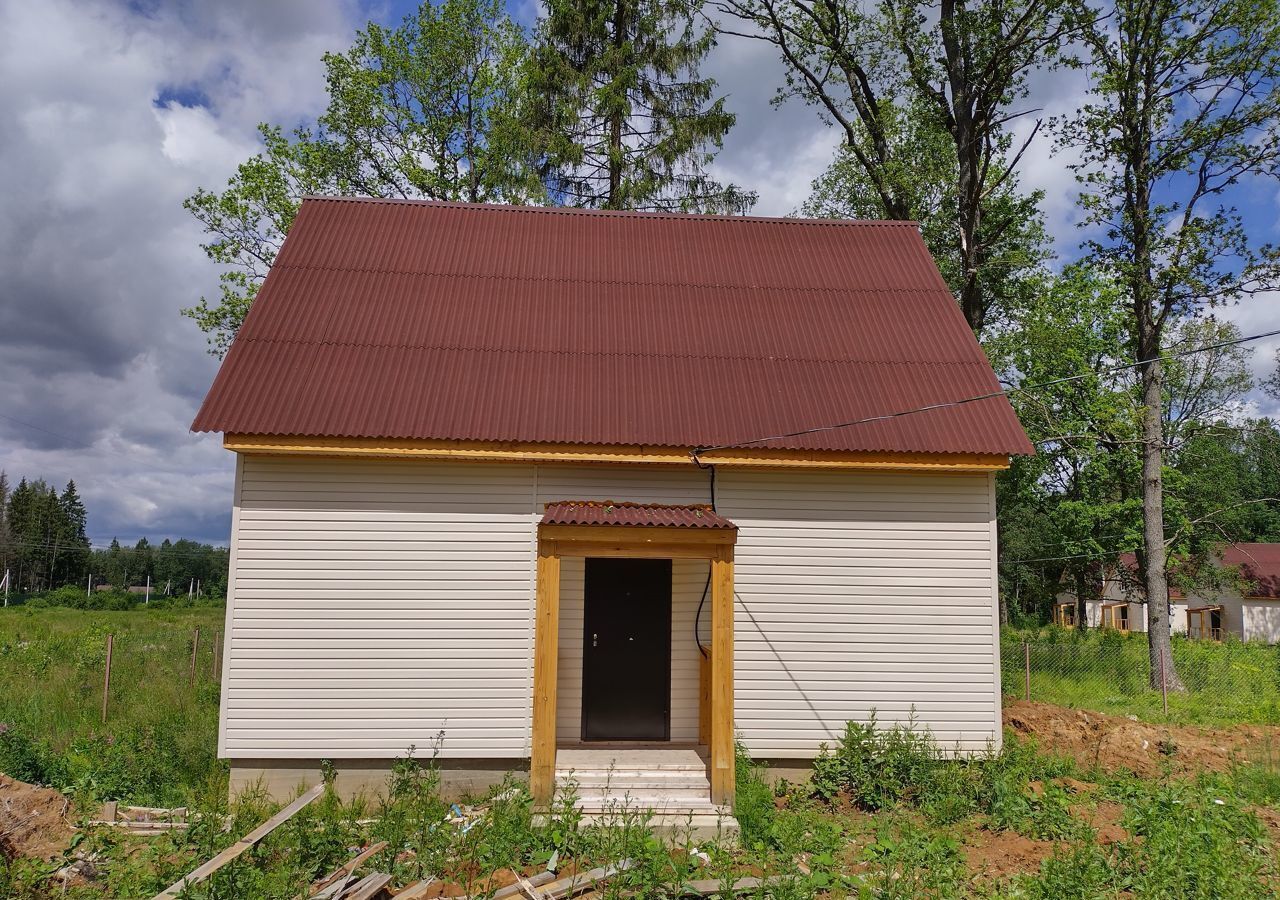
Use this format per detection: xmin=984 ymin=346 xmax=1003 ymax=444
xmin=0 ymin=0 xmax=361 ymax=545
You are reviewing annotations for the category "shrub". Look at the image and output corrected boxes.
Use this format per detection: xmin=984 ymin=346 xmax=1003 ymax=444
xmin=811 ymin=711 xmax=939 ymax=809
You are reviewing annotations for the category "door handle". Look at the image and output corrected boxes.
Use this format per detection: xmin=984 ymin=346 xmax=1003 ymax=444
xmin=592 ymin=633 xmax=598 ymax=648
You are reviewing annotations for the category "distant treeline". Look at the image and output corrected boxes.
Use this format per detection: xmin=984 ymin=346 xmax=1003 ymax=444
xmin=0 ymin=471 xmax=228 ymax=598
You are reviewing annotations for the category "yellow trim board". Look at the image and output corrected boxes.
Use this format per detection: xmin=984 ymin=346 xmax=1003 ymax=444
xmin=223 ymin=434 xmax=1010 ymax=472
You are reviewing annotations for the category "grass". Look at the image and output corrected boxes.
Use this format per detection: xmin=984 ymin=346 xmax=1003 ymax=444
xmin=1003 ymin=627 xmax=1280 ymax=725
xmin=4 ymin=611 xmax=1280 ymax=897
xmin=0 ymin=603 xmax=226 ymax=806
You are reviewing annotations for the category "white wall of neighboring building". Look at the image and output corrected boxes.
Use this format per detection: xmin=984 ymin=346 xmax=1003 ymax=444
xmin=219 ymin=456 xmax=1003 ymax=762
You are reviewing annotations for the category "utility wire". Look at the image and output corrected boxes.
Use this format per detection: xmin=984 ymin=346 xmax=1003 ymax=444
xmin=692 ymin=327 xmax=1280 ymax=457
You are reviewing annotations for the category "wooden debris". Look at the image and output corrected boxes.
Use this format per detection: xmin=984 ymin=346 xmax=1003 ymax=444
xmin=389 ymin=876 xmax=436 ymax=899
xmin=536 ymin=860 xmax=635 ymax=899
xmin=677 ymin=876 xmax=766 ymax=895
xmin=515 ymin=871 xmax=548 ymax=899
xmin=311 ymin=841 xmax=389 ymax=897
xmin=90 ymin=802 xmax=190 ymax=836
xmin=486 ymin=869 xmax=557 ymax=899
xmin=151 ymin=783 xmax=325 ymax=899
xmin=343 ymin=872 xmax=393 ymax=900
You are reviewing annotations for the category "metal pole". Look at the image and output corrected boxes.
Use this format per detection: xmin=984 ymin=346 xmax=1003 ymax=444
xmin=87 ymin=573 xmax=93 ymax=598
xmin=145 ymin=575 xmax=150 ymax=605
xmin=1023 ymin=641 xmax=1031 ymax=702
xmin=2 ymin=569 xmax=8 ymax=606
xmin=189 ymin=627 xmax=200 ymax=684
xmin=102 ymin=634 xmax=114 ymax=723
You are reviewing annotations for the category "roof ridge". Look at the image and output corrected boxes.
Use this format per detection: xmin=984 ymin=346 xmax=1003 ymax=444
xmin=234 ymin=336 xmax=988 ymax=366
xmin=270 ymin=261 xmax=951 ymax=294
xmin=300 ymin=194 xmax=922 ymax=229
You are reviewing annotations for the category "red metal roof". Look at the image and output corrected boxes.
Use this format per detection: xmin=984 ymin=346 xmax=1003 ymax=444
xmin=191 ymin=197 xmax=1032 ymax=457
xmin=1221 ymin=544 xmax=1280 ymax=599
xmin=541 ymin=501 xmax=736 ymax=529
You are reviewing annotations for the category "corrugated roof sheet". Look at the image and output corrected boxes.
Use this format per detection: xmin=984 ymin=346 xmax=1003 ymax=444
xmin=191 ymin=197 xmax=1033 ymax=457
xmin=1222 ymin=544 xmax=1280 ymax=599
xmin=542 ymin=501 xmax=736 ymax=530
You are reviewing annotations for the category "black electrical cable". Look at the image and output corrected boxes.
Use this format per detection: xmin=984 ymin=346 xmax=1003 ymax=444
xmin=693 ymin=461 xmax=716 ymax=658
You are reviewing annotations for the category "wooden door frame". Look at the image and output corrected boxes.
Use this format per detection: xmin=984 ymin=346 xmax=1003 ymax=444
xmin=531 ymin=523 xmax=737 ymax=808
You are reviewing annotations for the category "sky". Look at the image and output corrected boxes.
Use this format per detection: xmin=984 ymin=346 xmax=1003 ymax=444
xmin=0 ymin=0 xmax=1276 ymax=548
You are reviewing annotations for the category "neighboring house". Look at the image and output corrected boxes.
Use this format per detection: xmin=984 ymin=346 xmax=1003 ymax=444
xmin=1056 ymin=544 xmax=1280 ymax=641
xmin=192 ymin=197 xmax=1032 ymax=823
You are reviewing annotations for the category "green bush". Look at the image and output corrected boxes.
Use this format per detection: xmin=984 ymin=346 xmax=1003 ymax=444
xmin=812 ymin=711 xmax=940 ymax=809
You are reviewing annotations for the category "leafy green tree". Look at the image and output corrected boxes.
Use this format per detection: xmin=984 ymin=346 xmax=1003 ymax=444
xmin=525 ymin=0 xmax=753 ymax=212
xmin=184 ymin=0 xmax=539 ymax=355
xmin=800 ymin=97 xmax=1048 ymax=325
xmin=990 ymin=266 xmax=1142 ymax=624
xmin=717 ymin=0 xmax=1076 ymax=331
xmin=1060 ymin=0 xmax=1280 ymax=687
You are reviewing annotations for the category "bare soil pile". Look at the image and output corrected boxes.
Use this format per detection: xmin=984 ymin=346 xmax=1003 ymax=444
xmin=1003 ymin=700 xmax=1280 ymax=775
xmin=0 ymin=773 xmax=73 ymax=862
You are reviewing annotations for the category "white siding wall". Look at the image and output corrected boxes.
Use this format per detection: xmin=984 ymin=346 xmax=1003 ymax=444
xmin=223 ymin=456 xmax=538 ymax=758
xmin=719 ymin=469 xmax=1001 ymax=754
xmin=222 ymin=458 xmax=1002 ymax=759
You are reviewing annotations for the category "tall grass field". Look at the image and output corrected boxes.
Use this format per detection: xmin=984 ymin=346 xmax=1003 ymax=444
xmin=1003 ymin=628 xmax=1280 ymax=725
xmin=0 ymin=603 xmax=225 ymax=806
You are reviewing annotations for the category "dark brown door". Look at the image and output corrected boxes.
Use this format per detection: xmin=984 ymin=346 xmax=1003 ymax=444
xmin=582 ymin=558 xmax=671 ymax=741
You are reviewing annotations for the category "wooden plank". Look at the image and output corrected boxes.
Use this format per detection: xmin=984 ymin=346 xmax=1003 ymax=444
xmin=698 ymin=653 xmax=711 ymax=747
xmin=390 ymin=877 xmax=436 ymax=899
xmin=342 ymin=872 xmax=393 ymax=900
xmin=224 ymin=434 xmax=1010 ymax=473
xmin=495 ymin=871 xmax=558 ymax=898
xmin=152 ymin=783 xmax=325 ymax=899
xmin=710 ymin=546 xmax=735 ymax=806
xmin=311 ymin=841 xmax=388 ymax=897
xmin=531 ymin=541 xmax=561 ymax=807
xmin=539 ymin=860 xmax=634 ymax=899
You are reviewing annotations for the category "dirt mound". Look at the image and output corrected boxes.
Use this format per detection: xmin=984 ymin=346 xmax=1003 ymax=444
xmin=0 ymin=773 xmax=73 ymax=862
xmin=961 ymin=828 xmax=1058 ymax=880
xmin=1004 ymin=701 xmax=1280 ymax=776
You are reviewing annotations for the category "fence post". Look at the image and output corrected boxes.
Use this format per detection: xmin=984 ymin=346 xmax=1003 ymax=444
xmin=211 ymin=630 xmax=221 ymax=681
xmin=189 ymin=627 xmax=201 ymax=685
xmin=102 ymin=634 xmax=114 ymax=723
xmin=1160 ymin=649 xmax=1169 ymax=716
xmin=1023 ymin=641 xmax=1031 ymax=702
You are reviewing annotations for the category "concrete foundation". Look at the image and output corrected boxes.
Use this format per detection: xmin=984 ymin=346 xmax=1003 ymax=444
xmin=228 ymin=758 xmax=526 ymax=803
xmin=754 ymin=759 xmax=816 ymax=788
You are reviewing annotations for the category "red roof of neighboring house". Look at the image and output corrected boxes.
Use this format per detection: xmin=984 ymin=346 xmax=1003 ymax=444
xmin=1116 ymin=552 xmax=1187 ymax=599
xmin=541 ymin=501 xmax=736 ymax=530
xmin=191 ymin=197 xmax=1032 ymax=457
xmin=1221 ymin=543 xmax=1280 ymax=598
xmin=1117 ymin=545 xmax=1280 ymax=599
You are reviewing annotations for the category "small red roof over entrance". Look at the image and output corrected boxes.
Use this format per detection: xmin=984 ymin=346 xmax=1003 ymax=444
xmin=541 ymin=501 xmax=736 ymax=530
xmin=192 ymin=197 xmax=1032 ymax=458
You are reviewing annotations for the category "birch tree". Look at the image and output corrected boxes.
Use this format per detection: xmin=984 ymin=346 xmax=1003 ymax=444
xmin=1060 ymin=0 xmax=1280 ymax=687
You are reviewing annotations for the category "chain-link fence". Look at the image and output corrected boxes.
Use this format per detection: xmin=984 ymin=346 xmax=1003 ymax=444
xmin=1000 ymin=631 xmax=1280 ymax=725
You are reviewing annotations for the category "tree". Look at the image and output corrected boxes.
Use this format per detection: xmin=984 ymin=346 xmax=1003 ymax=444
xmin=184 ymin=0 xmax=540 ymax=355
xmin=990 ymin=265 xmax=1142 ymax=625
xmin=0 ymin=471 xmax=10 ymax=585
xmin=525 ymin=0 xmax=754 ymax=212
xmin=53 ymin=480 xmax=90 ymax=586
xmin=1060 ymin=0 xmax=1280 ymax=686
xmin=800 ymin=97 xmax=1048 ymax=321
xmin=716 ymin=0 xmax=1077 ymax=332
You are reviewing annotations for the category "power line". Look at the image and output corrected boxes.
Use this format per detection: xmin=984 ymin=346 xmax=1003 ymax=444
xmin=692 ymin=327 xmax=1280 ymax=457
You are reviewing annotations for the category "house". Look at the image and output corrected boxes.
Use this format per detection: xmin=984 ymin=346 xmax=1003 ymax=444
xmin=1056 ymin=544 xmax=1280 ymax=641
xmin=191 ymin=197 xmax=1032 ymax=824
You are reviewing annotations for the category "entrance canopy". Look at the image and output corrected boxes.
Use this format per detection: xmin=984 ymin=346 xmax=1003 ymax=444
xmin=531 ymin=501 xmax=738 ymax=809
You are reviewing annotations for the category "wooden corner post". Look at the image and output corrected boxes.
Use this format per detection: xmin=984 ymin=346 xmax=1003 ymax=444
xmin=531 ymin=539 xmax=561 ymax=807
xmin=710 ymin=544 xmax=735 ymax=807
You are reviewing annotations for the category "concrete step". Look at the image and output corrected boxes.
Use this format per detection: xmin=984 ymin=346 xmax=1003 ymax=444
xmin=557 ymin=773 xmax=711 ymax=789
xmin=533 ymin=811 xmax=739 ymax=843
xmin=572 ymin=797 xmax=725 ymax=815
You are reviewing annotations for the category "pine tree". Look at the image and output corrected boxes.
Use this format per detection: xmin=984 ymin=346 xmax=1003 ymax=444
xmin=0 ymin=471 xmax=10 ymax=584
xmin=55 ymin=481 xmax=90 ymax=586
xmin=525 ymin=0 xmax=754 ymax=213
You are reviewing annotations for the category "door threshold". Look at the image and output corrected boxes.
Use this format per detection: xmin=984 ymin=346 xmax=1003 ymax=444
xmin=558 ymin=741 xmax=706 ymax=751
